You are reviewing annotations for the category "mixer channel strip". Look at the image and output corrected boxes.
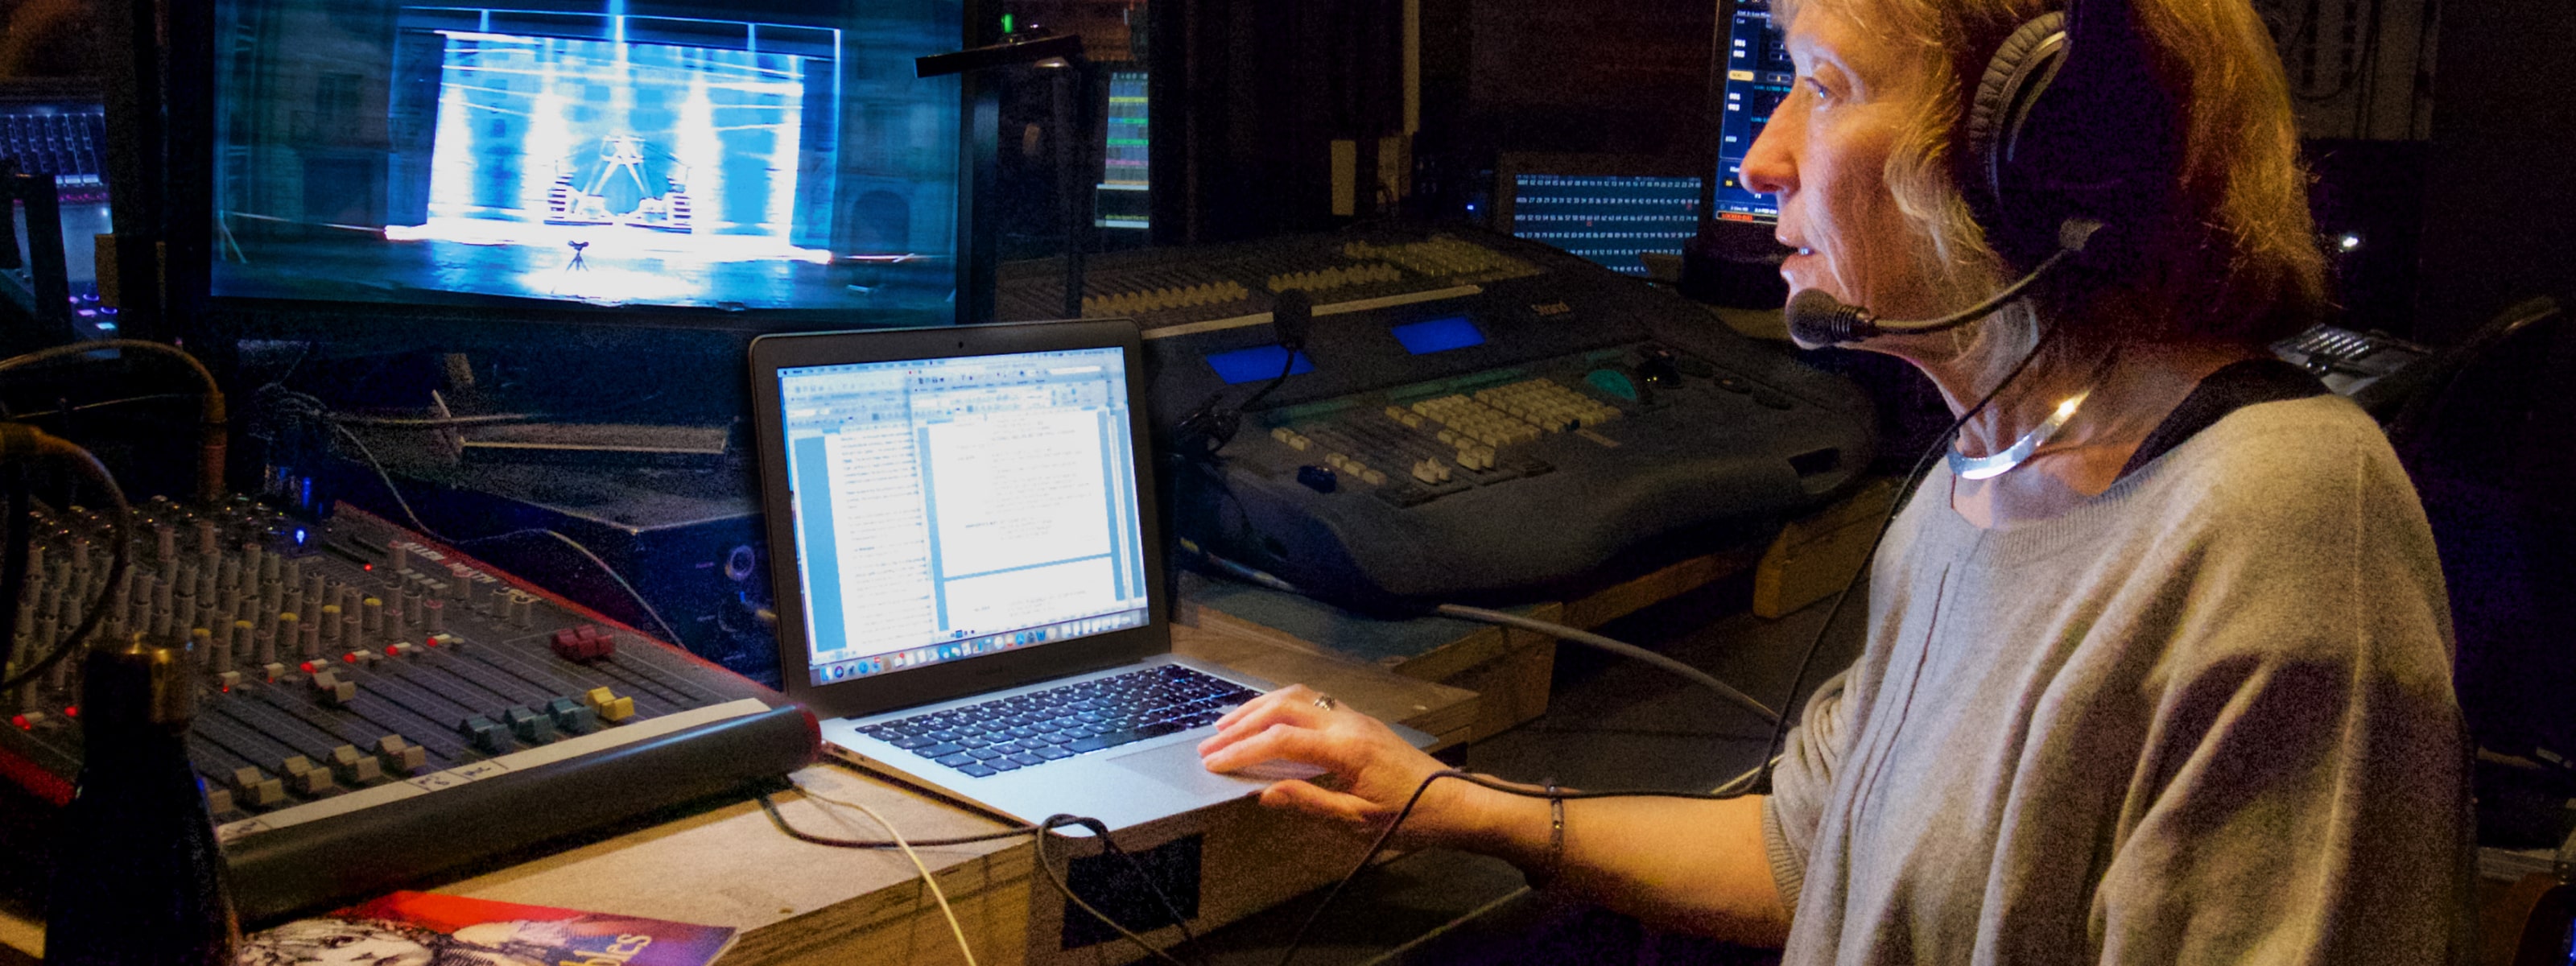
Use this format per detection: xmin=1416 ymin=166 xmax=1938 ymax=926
xmin=0 ymin=499 xmax=816 ymax=920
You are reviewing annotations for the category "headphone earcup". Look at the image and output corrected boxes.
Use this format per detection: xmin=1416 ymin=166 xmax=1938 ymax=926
xmin=1963 ymin=13 xmax=2069 ymax=246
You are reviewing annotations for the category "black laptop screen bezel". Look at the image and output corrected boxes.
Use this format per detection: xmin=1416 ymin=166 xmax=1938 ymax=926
xmin=749 ymin=319 xmax=1168 ymax=720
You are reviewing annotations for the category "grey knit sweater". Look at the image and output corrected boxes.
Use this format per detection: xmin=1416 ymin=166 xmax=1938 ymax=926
xmin=1760 ymin=394 xmax=2468 ymax=964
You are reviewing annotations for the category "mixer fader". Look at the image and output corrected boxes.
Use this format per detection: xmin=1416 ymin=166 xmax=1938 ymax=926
xmin=0 ymin=500 xmax=815 ymax=921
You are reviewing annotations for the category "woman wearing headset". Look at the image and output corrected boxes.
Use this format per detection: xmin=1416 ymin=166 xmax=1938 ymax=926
xmin=1197 ymin=0 xmax=2467 ymax=960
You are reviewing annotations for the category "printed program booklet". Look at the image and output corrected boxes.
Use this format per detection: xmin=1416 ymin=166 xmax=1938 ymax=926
xmin=238 ymin=890 xmax=737 ymax=966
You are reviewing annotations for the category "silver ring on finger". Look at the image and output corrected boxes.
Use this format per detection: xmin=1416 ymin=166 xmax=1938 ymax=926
xmin=1312 ymin=694 xmax=1339 ymax=712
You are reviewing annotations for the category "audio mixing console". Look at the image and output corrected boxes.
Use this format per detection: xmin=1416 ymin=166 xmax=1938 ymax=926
xmin=0 ymin=500 xmax=816 ymax=922
xmin=999 ymin=227 xmax=1878 ymax=609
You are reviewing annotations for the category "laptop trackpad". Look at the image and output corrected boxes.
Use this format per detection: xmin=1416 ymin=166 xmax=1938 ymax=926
xmin=1108 ymin=741 xmax=1320 ymax=797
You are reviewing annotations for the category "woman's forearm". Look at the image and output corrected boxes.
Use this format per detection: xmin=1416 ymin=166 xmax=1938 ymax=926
xmin=1445 ymin=785 xmax=1791 ymax=947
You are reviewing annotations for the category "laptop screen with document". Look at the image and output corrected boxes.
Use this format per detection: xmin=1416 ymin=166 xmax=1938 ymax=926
xmin=778 ymin=346 xmax=1153 ymax=688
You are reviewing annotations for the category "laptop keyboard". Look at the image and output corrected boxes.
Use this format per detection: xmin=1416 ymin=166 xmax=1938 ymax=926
xmin=861 ymin=665 xmax=1262 ymax=778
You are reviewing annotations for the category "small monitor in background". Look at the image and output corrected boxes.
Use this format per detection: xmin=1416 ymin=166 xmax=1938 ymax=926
xmin=1712 ymin=0 xmax=1791 ymax=227
xmin=0 ymin=80 xmax=114 ymax=334
xmin=1684 ymin=1 xmax=1797 ymax=309
xmin=1493 ymin=155 xmax=1703 ymax=278
xmin=1096 ymin=68 xmax=1150 ymax=233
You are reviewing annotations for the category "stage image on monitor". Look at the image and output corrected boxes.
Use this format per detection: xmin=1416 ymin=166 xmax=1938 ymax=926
xmin=210 ymin=1 xmax=967 ymax=313
xmin=1714 ymin=0 xmax=1790 ymax=225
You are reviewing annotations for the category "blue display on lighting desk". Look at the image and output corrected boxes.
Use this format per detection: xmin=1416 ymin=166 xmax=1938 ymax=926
xmin=1390 ymin=316 xmax=1488 ymax=355
xmin=1205 ymin=345 xmax=1317 ymax=384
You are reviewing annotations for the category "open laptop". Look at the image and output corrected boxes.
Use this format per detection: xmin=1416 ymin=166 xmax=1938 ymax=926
xmin=750 ymin=319 xmax=1421 ymax=831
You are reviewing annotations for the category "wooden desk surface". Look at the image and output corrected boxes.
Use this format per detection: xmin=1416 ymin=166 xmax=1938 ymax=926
xmin=0 ymin=616 xmax=1476 ymax=965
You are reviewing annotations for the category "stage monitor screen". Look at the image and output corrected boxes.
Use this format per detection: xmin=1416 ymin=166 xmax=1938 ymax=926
xmin=210 ymin=1 xmax=968 ymax=314
xmin=1096 ymin=68 xmax=1149 ymax=232
xmin=1714 ymin=0 xmax=1790 ymax=225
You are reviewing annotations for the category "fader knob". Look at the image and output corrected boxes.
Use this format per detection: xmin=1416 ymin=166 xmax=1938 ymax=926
xmin=503 ymin=706 xmax=555 ymax=744
xmin=583 ymin=687 xmax=635 ymax=724
xmin=327 ymin=745 xmax=382 ymax=786
xmin=277 ymin=755 xmax=333 ymax=795
xmin=423 ymin=598 xmax=444 ymax=634
xmin=458 ymin=716 xmax=509 ymax=753
xmin=230 ymin=767 xmax=286 ymax=808
xmin=546 ymin=696 xmax=596 ymax=735
xmin=311 ymin=671 xmax=356 ymax=707
xmin=374 ymin=736 xmax=425 ymax=774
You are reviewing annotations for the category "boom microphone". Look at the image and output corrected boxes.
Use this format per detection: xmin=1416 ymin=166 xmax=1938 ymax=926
xmin=1785 ymin=218 xmax=2101 ymax=347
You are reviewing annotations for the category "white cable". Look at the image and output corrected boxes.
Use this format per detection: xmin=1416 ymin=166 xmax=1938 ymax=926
xmin=800 ymin=785 xmax=981 ymax=966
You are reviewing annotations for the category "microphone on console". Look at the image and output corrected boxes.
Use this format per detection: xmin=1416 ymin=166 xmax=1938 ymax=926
xmin=1784 ymin=218 xmax=2103 ymax=347
xmin=1270 ymin=288 xmax=1314 ymax=353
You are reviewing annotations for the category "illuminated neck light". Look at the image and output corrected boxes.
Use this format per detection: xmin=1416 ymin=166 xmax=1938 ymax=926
xmin=1949 ymin=390 xmax=2091 ymax=481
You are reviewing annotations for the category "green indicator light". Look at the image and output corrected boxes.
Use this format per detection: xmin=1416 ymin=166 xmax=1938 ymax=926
xmin=1002 ymin=14 xmax=1015 ymax=33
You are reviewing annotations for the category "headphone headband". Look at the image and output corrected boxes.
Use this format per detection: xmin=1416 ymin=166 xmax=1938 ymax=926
xmin=1963 ymin=0 xmax=2178 ymax=271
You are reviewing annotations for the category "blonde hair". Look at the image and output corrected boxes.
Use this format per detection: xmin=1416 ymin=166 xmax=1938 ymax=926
xmin=1777 ymin=0 xmax=2326 ymax=345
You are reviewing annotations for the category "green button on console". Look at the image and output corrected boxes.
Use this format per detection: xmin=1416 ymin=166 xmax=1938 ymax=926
xmin=1586 ymin=369 xmax=1640 ymax=402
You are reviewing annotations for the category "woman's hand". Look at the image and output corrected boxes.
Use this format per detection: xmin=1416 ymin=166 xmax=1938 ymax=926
xmin=1196 ymin=684 xmax=1489 ymax=848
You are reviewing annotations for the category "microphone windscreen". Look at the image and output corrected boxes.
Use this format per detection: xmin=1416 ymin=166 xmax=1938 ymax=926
xmin=1786 ymin=288 xmax=1872 ymax=346
xmin=1270 ymin=288 xmax=1314 ymax=349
